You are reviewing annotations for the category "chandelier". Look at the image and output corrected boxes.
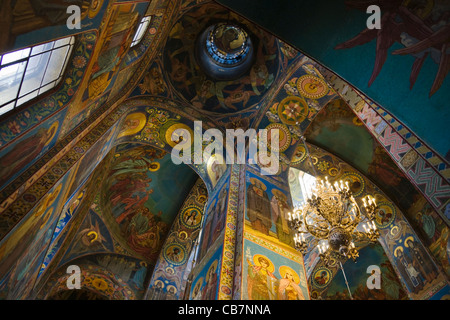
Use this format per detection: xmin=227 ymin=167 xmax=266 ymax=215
xmin=288 ymin=140 xmax=381 ymax=299
xmin=288 ymin=139 xmax=380 ymax=267
xmin=288 ymin=176 xmax=380 ymax=265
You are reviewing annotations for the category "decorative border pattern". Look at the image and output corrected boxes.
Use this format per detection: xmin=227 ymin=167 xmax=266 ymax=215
xmin=218 ymin=164 xmax=240 ymax=299
xmin=146 ymin=178 xmax=207 ymax=300
xmin=232 ymin=164 xmax=246 ymax=300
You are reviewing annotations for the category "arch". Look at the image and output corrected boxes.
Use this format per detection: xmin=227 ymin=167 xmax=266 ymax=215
xmin=145 ymin=177 xmax=208 ymax=300
xmin=40 ymin=257 xmax=139 ymax=300
xmin=289 ymin=142 xmax=447 ymax=300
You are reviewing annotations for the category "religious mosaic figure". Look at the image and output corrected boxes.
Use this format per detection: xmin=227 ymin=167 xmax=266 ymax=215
xmin=166 ymin=246 xmax=183 ymax=263
xmin=395 ymin=247 xmax=424 ymax=294
xmin=247 ymin=178 xmax=272 ymax=235
xmin=202 ymin=260 xmax=218 ymax=300
xmin=0 ymin=123 xmax=57 ymax=186
xmin=127 ymin=207 xmax=165 ymax=260
xmin=405 ymin=238 xmax=438 ymax=283
xmin=191 ymin=278 xmax=203 ymax=300
xmin=278 ymin=266 xmax=305 ymax=300
xmin=211 ymin=186 xmax=228 ymax=239
xmin=270 ymin=189 xmax=294 ymax=246
xmin=246 ymin=255 xmax=278 ymax=300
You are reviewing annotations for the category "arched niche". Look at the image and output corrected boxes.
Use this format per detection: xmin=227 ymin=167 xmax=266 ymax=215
xmin=289 ymin=142 xmax=448 ymax=300
xmin=39 ymin=253 xmax=142 ymax=300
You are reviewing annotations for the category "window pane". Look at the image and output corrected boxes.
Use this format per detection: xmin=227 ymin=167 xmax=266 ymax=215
xmin=0 ymin=61 xmax=26 ymax=105
xmin=42 ymin=46 xmax=70 ymax=85
xmin=1 ymin=48 xmax=31 ymax=65
xmin=38 ymin=81 xmax=56 ymax=95
xmin=133 ymin=24 xmax=144 ymax=41
xmin=131 ymin=16 xmax=151 ymax=47
xmin=54 ymin=37 xmax=71 ymax=48
xmin=17 ymin=91 xmax=38 ymax=107
xmin=0 ymin=102 xmax=15 ymax=116
xmin=31 ymin=42 xmax=54 ymax=56
xmin=19 ymin=52 xmax=51 ymax=96
xmin=0 ymin=35 xmax=74 ymax=115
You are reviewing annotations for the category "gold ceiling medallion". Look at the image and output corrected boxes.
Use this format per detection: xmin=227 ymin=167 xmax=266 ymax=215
xmin=277 ymin=96 xmax=309 ymax=125
xmin=261 ymin=123 xmax=291 ymax=153
xmin=164 ymin=123 xmax=194 ymax=148
xmin=296 ymin=75 xmax=329 ymax=100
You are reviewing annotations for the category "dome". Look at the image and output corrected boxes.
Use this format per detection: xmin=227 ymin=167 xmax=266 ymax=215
xmin=196 ymin=23 xmax=254 ymax=80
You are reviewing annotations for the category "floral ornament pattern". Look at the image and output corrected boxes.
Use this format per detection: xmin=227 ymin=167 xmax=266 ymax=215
xmin=72 ymin=56 xmax=87 ymax=69
xmin=134 ymin=107 xmax=181 ymax=149
xmin=277 ymin=96 xmax=309 ymax=126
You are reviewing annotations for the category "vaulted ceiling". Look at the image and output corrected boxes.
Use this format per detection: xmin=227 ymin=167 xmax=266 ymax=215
xmin=0 ymin=0 xmax=448 ymax=300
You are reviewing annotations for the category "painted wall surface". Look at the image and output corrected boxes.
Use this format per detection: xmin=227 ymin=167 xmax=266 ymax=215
xmin=147 ymin=178 xmax=208 ymax=300
xmin=0 ymin=162 xmax=76 ymax=299
xmin=245 ymin=168 xmax=295 ymax=247
xmin=242 ymin=235 xmax=309 ymax=300
xmin=319 ymin=244 xmax=408 ymax=300
xmin=63 ymin=253 xmax=148 ymax=299
xmin=1 ymin=0 xmax=107 ymax=53
xmin=0 ymin=0 xmax=151 ymax=197
xmin=217 ymin=0 xmax=450 ymax=160
xmin=44 ymin=258 xmax=143 ymax=300
xmin=305 ymin=99 xmax=419 ymax=213
xmin=241 ymin=165 xmax=309 ymax=300
xmin=189 ymin=242 xmax=222 ymax=300
xmin=110 ymin=101 xmax=224 ymax=192
xmin=197 ymin=170 xmax=230 ymax=262
xmin=37 ymin=186 xmax=86 ymax=280
xmin=101 ymin=144 xmax=198 ymax=263
xmin=292 ymin=143 xmax=449 ymax=299
xmin=0 ymin=31 xmax=96 ymax=162
xmin=0 ymin=0 xmax=193 ymax=300
xmin=163 ymin=2 xmax=280 ymax=114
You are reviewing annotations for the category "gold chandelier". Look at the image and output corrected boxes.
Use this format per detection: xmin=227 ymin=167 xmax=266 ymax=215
xmin=288 ymin=140 xmax=380 ymax=269
xmin=288 ymin=176 xmax=380 ymax=266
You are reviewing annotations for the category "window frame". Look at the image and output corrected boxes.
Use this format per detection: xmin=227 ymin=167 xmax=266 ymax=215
xmin=130 ymin=15 xmax=152 ymax=48
xmin=0 ymin=35 xmax=76 ymax=120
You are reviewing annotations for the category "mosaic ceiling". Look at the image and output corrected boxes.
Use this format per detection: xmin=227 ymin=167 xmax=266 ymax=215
xmin=0 ymin=0 xmax=448 ymax=300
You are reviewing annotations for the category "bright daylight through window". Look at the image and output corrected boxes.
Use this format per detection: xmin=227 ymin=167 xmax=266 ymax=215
xmin=0 ymin=36 xmax=75 ymax=116
xmin=131 ymin=16 xmax=152 ymax=47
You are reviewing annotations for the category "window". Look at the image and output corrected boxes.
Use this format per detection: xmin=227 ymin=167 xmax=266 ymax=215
xmin=298 ymin=170 xmax=316 ymax=201
xmin=0 ymin=36 xmax=75 ymax=116
xmin=130 ymin=16 xmax=152 ymax=47
xmin=289 ymin=168 xmax=317 ymax=207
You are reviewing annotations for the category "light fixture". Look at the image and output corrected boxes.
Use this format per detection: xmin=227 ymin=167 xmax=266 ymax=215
xmin=288 ymin=137 xmax=380 ymax=299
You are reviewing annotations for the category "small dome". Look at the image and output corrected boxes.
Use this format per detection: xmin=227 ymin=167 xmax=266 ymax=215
xmin=196 ymin=23 xmax=254 ymax=80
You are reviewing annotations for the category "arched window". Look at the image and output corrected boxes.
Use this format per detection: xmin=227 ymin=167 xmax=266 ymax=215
xmin=130 ymin=16 xmax=152 ymax=47
xmin=289 ymin=168 xmax=317 ymax=207
xmin=0 ymin=36 xmax=75 ymax=116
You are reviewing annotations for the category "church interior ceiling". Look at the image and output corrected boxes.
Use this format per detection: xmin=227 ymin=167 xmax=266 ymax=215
xmin=0 ymin=0 xmax=448 ymax=300
xmin=217 ymin=0 xmax=450 ymax=163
